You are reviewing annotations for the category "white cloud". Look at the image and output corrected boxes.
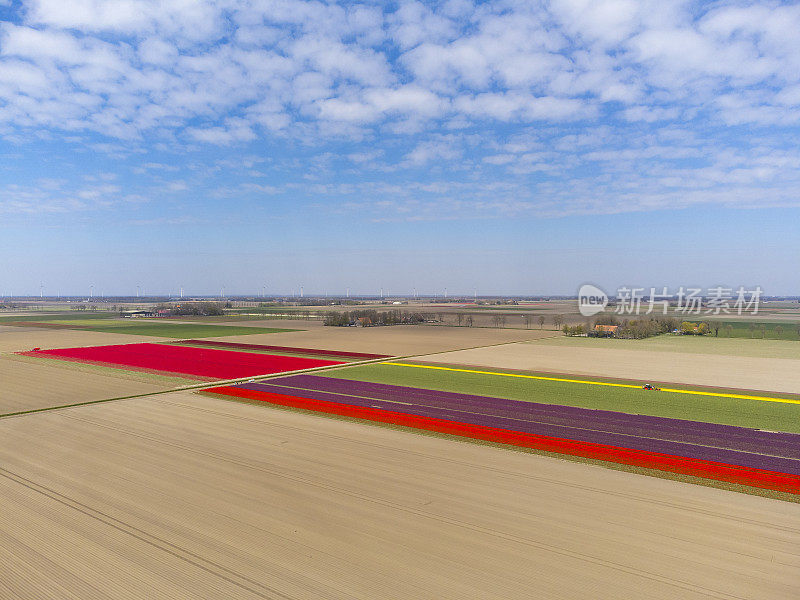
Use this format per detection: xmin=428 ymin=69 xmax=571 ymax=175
xmin=186 ymin=118 xmax=257 ymax=145
xmin=138 ymin=37 xmax=178 ymax=65
xmin=25 ymin=0 xmax=225 ymax=41
xmin=166 ymin=180 xmax=188 ymax=192
xmin=0 ymin=0 xmax=797 ymax=142
xmin=0 ymin=0 xmax=799 ymax=222
xmin=454 ymin=93 xmax=589 ymax=121
xmin=0 ymin=179 xmax=127 ymax=214
xmin=403 ymin=137 xmax=462 ymax=166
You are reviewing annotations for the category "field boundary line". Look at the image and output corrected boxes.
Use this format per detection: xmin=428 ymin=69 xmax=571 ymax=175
xmin=205 ymin=386 xmax=800 ymax=496
xmin=0 ymin=337 xmax=562 ymax=420
xmin=233 ymin=381 xmax=800 ymax=460
xmin=0 ymin=335 xmax=537 ymax=419
xmin=382 ymin=362 xmax=800 ymax=406
xmin=0 ymin=356 xmax=394 ymax=420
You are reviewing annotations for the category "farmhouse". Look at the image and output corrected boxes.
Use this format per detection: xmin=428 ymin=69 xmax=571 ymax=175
xmin=595 ymin=324 xmax=618 ymax=335
xmin=121 ymin=310 xmax=154 ymax=318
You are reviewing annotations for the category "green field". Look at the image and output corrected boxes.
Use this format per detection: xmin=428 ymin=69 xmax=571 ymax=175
xmin=321 ymin=362 xmax=800 ymax=433
xmin=0 ymin=312 xmax=119 ymax=322
xmin=0 ymin=313 xmax=299 ymax=338
xmin=708 ymin=320 xmax=800 ymax=340
xmin=83 ymin=323 xmax=299 ymax=338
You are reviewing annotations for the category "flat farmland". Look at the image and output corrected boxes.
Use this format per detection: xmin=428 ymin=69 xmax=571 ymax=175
xmin=537 ymin=334 xmax=800 ymax=359
xmin=80 ymin=323 xmax=299 ymax=338
xmin=0 ymin=392 xmax=797 ymax=599
xmin=320 ymin=363 xmax=800 ymax=434
xmin=213 ymin=375 xmax=800 ymax=494
xmin=0 ymin=325 xmax=169 ymax=353
xmin=0 ymin=320 xmax=300 ymax=339
xmin=210 ymin=322 xmax=557 ymax=356
xmin=0 ymin=356 xmax=189 ymax=415
xmin=24 ymin=343 xmax=344 ymax=380
xmin=418 ymin=339 xmax=800 ymax=394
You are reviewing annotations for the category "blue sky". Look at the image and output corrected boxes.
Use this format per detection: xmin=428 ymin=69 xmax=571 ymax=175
xmin=1 ymin=0 xmax=799 ymax=296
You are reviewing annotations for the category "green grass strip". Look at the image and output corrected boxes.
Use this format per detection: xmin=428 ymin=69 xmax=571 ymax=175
xmin=383 ymin=362 xmax=800 ymax=405
xmin=79 ymin=324 xmax=300 ymax=338
xmin=323 ymin=363 xmax=800 ymax=433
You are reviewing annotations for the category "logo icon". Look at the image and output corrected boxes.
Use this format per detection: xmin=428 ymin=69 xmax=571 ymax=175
xmin=578 ymin=284 xmax=608 ymax=317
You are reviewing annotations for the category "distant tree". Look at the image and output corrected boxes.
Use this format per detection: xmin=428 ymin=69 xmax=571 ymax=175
xmin=456 ymin=313 xmax=464 ymax=326
xmin=323 ymin=312 xmax=350 ymax=326
xmin=680 ymin=321 xmax=696 ymax=335
xmin=749 ymin=323 xmax=756 ymax=338
xmin=713 ymin=322 xmax=720 ymax=337
xmin=726 ymin=324 xmax=734 ymax=337
xmin=553 ymin=314 xmax=564 ymax=329
xmin=465 ymin=315 xmax=473 ymax=327
xmin=492 ymin=315 xmax=502 ymax=328
xmin=775 ymin=325 xmax=783 ymax=339
xmin=697 ymin=322 xmax=709 ymax=335
xmin=498 ymin=315 xmax=506 ymax=328
xmin=522 ymin=314 xmax=531 ymax=329
xmin=538 ymin=315 xmax=545 ymax=329
xmin=564 ymin=324 xmax=586 ymax=336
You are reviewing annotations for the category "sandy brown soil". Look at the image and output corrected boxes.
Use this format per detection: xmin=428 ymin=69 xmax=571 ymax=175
xmin=0 ymin=356 xmax=187 ymax=415
xmin=212 ymin=322 xmax=557 ymax=356
xmin=419 ymin=340 xmax=800 ymax=394
xmin=0 ymin=392 xmax=797 ymax=599
xmin=536 ymin=335 xmax=800 ymax=359
xmin=0 ymin=325 xmax=167 ymax=353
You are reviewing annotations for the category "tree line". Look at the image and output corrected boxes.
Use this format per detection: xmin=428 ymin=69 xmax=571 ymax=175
xmin=152 ymin=302 xmax=225 ymax=316
xmin=323 ymin=309 xmax=428 ymax=326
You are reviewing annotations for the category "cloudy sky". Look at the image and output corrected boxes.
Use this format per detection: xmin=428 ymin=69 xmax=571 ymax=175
xmin=1 ymin=0 xmax=799 ymax=296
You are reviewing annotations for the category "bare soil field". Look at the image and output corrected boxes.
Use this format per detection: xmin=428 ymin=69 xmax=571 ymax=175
xmin=211 ymin=322 xmax=557 ymax=356
xmin=0 ymin=325 xmax=167 ymax=353
xmin=0 ymin=356 xmax=188 ymax=415
xmin=419 ymin=339 xmax=800 ymax=394
xmin=0 ymin=391 xmax=797 ymax=599
xmin=537 ymin=335 xmax=800 ymax=359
